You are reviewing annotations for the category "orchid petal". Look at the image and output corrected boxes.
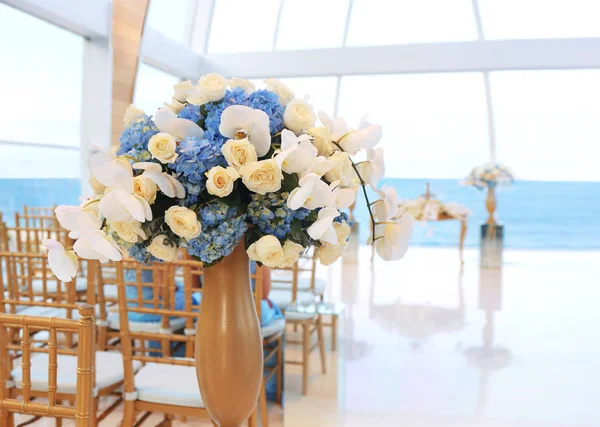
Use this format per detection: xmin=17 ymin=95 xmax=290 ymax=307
xmin=47 ymin=248 xmax=78 ymax=282
xmin=90 ymin=151 xmax=133 ymax=193
xmin=98 ymin=191 xmax=130 ymax=222
xmin=155 ymin=108 xmax=204 ymax=140
xmin=55 ymin=205 xmax=102 ymax=233
xmin=115 ymin=189 xmax=146 ymax=222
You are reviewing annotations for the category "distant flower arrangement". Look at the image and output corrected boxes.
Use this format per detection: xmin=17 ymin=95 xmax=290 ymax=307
xmin=397 ymin=198 xmax=471 ymax=221
xmin=44 ymin=74 xmax=415 ymax=281
xmin=462 ymin=162 xmax=514 ymax=190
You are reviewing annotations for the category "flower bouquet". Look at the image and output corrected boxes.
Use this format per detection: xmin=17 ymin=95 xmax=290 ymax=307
xmin=462 ymin=161 xmax=514 ymax=231
xmin=44 ymin=74 xmax=414 ymax=280
xmin=41 ymin=74 xmax=415 ymax=425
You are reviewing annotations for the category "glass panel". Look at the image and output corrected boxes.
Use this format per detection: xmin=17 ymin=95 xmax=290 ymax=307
xmin=276 ymin=0 xmax=350 ymax=50
xmin=347 ymin=0 xmax=478 ymax=47
xmin=208 ymin=0 xmax=282 ymax=53
xmin=0 ymin=3 xmax=83 ymax=147
xmin=279 ymin=77 xmax=338 ymax=117
xmin=337 ymin=73 xmax=490 ymax=179
xmin=133 ymin=63 xmax=180 ymax=116
xmin=146 ymin=0 xmax=195 ymax=44
xmin=1 ymin=144 xmax=80 ymax=179
xmin=478 ymin=0 xmax=600 ymax=39
xmin=490 ymin=70 xmax=600 ymax=181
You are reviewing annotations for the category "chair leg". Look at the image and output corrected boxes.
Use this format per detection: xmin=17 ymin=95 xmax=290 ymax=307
xmin=302 ymin=324 xmax=310 ymax=395
xmin=331 ymin=315 xmax=338 ymax=352
xmin=260 ymin=378 xmax=269 ymax=427
xmin=122 ymin=400 xmax=135 ymax=427
xmin=317 ymin=316 xmax=327 ymax=375
xmin=0 ymin=410 xmax=14 ymax=427
xmin=91 ymin=397 xmax=99 ymax=427
xmin=276 ymin=336 xmax=283 ymax=405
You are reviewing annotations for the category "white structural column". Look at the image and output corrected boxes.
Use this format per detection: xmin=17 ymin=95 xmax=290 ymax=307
xmin=471 ymin=0 xmax=497 ymax=162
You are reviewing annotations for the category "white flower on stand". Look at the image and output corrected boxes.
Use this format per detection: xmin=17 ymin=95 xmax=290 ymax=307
xmin=372 ymin=186 xmax=399 ymax=221
xmin=123 ymin=105 xmax=146 ymax=127
xmin=307 ymin=126 xmax=334 ymax=157
xmin=173 ymin=80 xmax=194 ymax=103
xmin=284 ymin=99 xmax=317 ymax=133
xmin=99 ymin=189 xmax=152 ymax=223
xmin=325 ymin=151 xmax=359 ymax=189
xmin=73 ymin=230 xmax=123 ymax=263
xmin=165 ymin=206 xmax=202 ymax=241
xmin=55 ymin=203 xmax=102 ymax=238
xmin=274 ymin=130 xmax=318 ymax=174
xmin=108 ymin=220 xmax=146 ymax=243
xmin=230 ymin=77 xmax=256 ymax=93
xmin=246 ymin=236 xmax=303 ymax=268
xmin=188 ymin=73 xmax=230 ymax=105
xmin=205 ymin=166 xmax=240 ymax=197
xmin=133 ymin=163 xmax=186 ymax=199
xmin=239 ymin=159 xmax=283 ymax=195
xmin=359 ymin=148 xmax=385 ymax=189
xmin=328 ymin=181 xmax=356 ymax=210
xmin=300 ymin=156 xmax=335 ymax=179
xmin=264 ymin=78 xmax=295 ymax=106
xmin=148 ymin=234 xmax=178 ymax=261
xmin=154 ymin=108 xmax=205 ymax=140
xmin=318 ymin=111 xmax=350 ymax=142
xmin=338 ymin=115 xmax=382 ymax=154
xmin=287 ymin=173 xmax=332 ymax=210
xmin=221 ymin=138 xmax=258 ymax=170
xmin=317 ymin=222 xmax=352 ymax=266
xmin=43 ymin=239 xmax=78 ymax=282
xmin=370 ymin=214 xmax=415 ymax=261
xmin=219 ymin=105 xmax=271 ymax=157
xmin=307 ymin=207 xmax=340 ymax=244
xmin=90 ymin=149 xmax=133 ymax=191
xmin=148 ymin=132 xmax=179 ymax=164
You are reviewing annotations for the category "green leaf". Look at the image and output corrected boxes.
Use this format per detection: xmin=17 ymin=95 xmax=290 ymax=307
xmin=281 ymin=172 xmax=299 ymax=193
xmin=221 ymin=191 xmax=241 ymax=208
xmin=244 ymin=228 xmax=262 ymax=251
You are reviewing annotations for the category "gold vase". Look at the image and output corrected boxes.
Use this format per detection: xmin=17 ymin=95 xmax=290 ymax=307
xmin=195 ymin=239 xmax=263 ymax=427
xmin=486 ymin=186 xmax=497 ymax=227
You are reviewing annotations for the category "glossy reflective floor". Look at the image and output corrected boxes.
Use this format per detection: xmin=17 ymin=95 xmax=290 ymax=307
xmin=285 ymin=238 xmax=600 ymax=426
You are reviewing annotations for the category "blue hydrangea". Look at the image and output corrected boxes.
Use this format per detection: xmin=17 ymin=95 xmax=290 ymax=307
xmin=128 ymin=243 xmax=158 ymax=264
xmin=248 ymin=90 xmax=285 ymax=134
xmin=198 ymin=201 xmax=238 ymax=228
xmin=203 ymin=88 xmax=285 ymax=152
xmin=247 ymin=192 xmax=309 ymax=239
xmin=117 ymin=115 xmax=159 ymax=160
xmin=187 ymin=214 xmax=248 ymax=264
xmin=168 ymin=136 xmax=227 ymax=204
xmin=334 ymin=211 xmax=354 ymax=228
xmin=178 ymin=104 xmax=203 ymax=123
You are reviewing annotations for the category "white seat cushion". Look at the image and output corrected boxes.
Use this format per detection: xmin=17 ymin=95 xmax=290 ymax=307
xmin=272 ymin=277 xmax=326 ymax=295
xmin=262 ymin=318 xmax=285 ymax=338
xmin=108 ymin=313 xmax=187 ymax=333
xmin=269 ymin=289 xmax=317 ymax=311
xmin=12 ymin=351 xmax=142 ymax=394
xmin=103 ymin=284 xmax=118 ymax=299
xmin=285 ymin=311 xmax=316 ymax=321
xmin=31 ymin=278 xmax=87 ymax=293
xmin=134 ymin=362 xmax=204 ymax=408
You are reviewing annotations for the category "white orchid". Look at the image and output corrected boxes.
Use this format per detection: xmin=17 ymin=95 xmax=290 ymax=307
xmin=132 ymin=162 xmax=186 ymax=199
xmin=370 ymin=213 xmax=415 ymax=261
xmin=338 ymin=115 xmax=382 ymax=154
xmin=219 ymin=105 xmax=271 ymax=157
xmin=300 ymin=156 xmax=335 ymax=179
xmin=307 ymin=207 xmax=340 ymax=245
xmin=90 ymin=149 xmax=133 ymax=192
xmin=98 ymin=189 xmax=152 ymax=223
xmin=73 ymin=230 xmax=123 ymax=263
xmin=55 ymin=203 xmax=102 ymax=238
xmin=154 ymin=107 xmax=204 ymax=141
xmin=328 ymin=181 xmax=356 ymax=210
xmin=43 ymin=239 xmax=78 ymax=282
xmin=274 ymin=130 xmax=318 ymax=174
xmin=287 ymin=173 xmax=332 ymax=211
xmin=359 ymin=148 xmax=385 ymax=189
xmin=318 ymin=111 xmax=350 ymax=142
xmin=372 ymin=186 xmax=399 ymax=221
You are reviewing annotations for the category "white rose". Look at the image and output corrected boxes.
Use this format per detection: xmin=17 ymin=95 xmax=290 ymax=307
xmin=109 ymin=220 xmax=146 ymax=243
xmin=165 ymin=206 xmax=202 ymax=241
xmin=246 ymin=235 xmax=284 ymax=268
xmin=205 ymin=166 xmax=239 ymax=197
xmin=148 ymin=132 xmax=179 ymax=164
xmin=307 ymin=126 xmax=334 ymax=157
xmin=123 ymin=105 xmax=145 ymax=127
xmin=197 ymin=73 xmax=229 ymax=102
xmin=317 ymin=222 xmax=351 ymax=266
xmin=148 ymin=234 xmax=178 ymax=261
xmin=89 ymin=174 xmax=106 ymax=196
xmin=239 ymin=159 xmax=283 ymax=195
xmin=279 ymin=240 xmax=304 ymax=268
xmin=325 ymin=151 xmax=359 ymax=189
xmin=284 ymin=99 xmax=317 ymax=133
xmin=264 ymin=78 xmax=294 ymax=106
xmin=221 ymin=138 xmax=258 ymax=170
xmin=133 ymin=176 xmax=158 ymax=204
xmin=230 ymin=77 xmax=256 ymax=94
xmin=173 ymin=80 xmax=194 ymax=102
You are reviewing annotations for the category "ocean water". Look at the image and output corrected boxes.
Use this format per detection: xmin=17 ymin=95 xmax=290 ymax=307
xmin=1 ymin=178 xmax=598 ymax=250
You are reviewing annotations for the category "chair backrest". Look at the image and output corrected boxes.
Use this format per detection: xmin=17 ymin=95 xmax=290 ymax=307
xmin=0 ymin=304 xmax=95 ymax=426
xmin=115 ymin=259 xmax=200 ymax=397
xmin=16 ymin=205 xmax=58 ymax=229
xmin=270 ymin=250 xmax=318 ymax=302
xmin=0 ymin=224 xmax=71 ymax=254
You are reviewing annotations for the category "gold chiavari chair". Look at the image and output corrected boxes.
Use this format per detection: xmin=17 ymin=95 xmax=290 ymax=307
xmin=0 ymin=253 xmax=133 ymax=424
xmin=251 ymin=265 xmax=284 ymax=427
xmin=0 ymin=304 xmax=95 ymax=427
xmin=16 ymin=205 xmax=59 ymax=230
